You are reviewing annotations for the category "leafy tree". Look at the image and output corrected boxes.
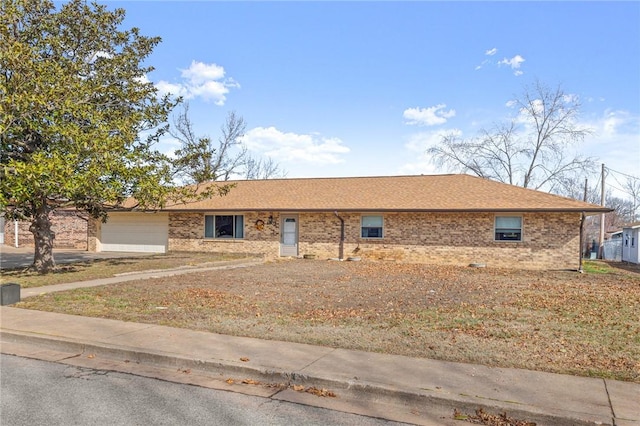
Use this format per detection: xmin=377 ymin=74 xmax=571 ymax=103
xmin=170 ymin=104 xmax=286 ymax=183
xmin=428 ymin=80 xmax=595 ymax=192
xmin=0 ymin=0 xmax=194 ymax=273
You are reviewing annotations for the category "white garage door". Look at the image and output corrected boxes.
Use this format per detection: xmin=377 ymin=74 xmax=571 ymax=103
xmin=100 ymin=213 xmax=168 ymax=253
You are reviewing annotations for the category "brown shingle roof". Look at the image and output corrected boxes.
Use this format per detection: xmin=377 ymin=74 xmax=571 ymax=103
xmin=156 ymin=174 xmax=609 ymax=213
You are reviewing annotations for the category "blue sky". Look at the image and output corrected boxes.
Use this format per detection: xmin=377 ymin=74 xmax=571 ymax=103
xmin=110 ymin=1 xmax=639 ymax=190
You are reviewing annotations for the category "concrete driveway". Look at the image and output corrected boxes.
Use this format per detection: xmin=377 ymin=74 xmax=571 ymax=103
xmin=0 ymin=245 xmax=153 ymax=270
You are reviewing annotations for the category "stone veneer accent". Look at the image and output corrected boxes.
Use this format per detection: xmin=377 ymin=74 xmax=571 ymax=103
xmin=164 ymin=211 xmax=581 ymax=270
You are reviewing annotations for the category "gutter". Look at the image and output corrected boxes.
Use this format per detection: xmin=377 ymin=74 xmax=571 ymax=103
xmin=140 ymin=207 xmax=613 ymax=214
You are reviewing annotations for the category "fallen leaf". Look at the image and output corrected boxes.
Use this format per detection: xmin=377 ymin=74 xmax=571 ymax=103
xmin=240 ymin=357 xmax=250 ymax=362
xmin=305 ymin=386 xmax=336 ymax=397
xmin=226 ymin=378 xmax=234 ymax=384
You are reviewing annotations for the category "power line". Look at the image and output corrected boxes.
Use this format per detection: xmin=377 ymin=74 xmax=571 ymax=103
xmin=605 ymin=166 xmax=640 ymax=181
xmin=609 ymin=171 xmax=629 ymax=191
xmin=608 ymin=183 xmax=632 ymax=194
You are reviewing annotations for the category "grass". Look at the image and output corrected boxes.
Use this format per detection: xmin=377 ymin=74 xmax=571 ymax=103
xmin=13 ymin=258 xmax=640 ymax=383
xmin=582 ymin=260 xmax=614 ymax=274
xmin=0 ymin=252 xmax=257 ymax=288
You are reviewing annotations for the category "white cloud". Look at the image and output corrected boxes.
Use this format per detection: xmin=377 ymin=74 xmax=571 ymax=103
xmin=156 ymin=80 xmax=187 ymax=98
xmin=475 ymin=48 xmax=497 ymax=70
xmin=135 ymin=74 xmax=151 ymax=85
xmin=155 ymin=60 xmax=239 ymax=105
xmin=476 ymin=48 xmax=526 ymax=75
xmin=180 ymin=61 xmax=225 ymax=83
xmin=498 ymin=55 xmax=526 ymax=75
xmin=595 ymin=109 xmax=635 ymax=139
xmin=399 ymin=128 xmax=462 ymax=175
xmin=87 ymin=50 xmax=113 ymax=63
xmin=404 ymin=128 xmax=462 ymax=152
xmin=580 ymin=110 xmax=640 ymax=196
xmin=241 ymin=127 xmax=350 ymax=165
xmin=189 ymin=80 xmax=229 ymax=103
xmin=403 ymin=104 xmax=456 ymax=126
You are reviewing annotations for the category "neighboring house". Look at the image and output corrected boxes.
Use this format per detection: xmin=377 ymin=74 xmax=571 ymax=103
xmin=2 ymin=209 xmax=88 ymax=249
xmin=621 ymin=223 xmax=640 ymax=264
xmin=603 ymin=232 xmax=623 ymax=261
xmin=88 ymin=174 xmax=609 ymax=270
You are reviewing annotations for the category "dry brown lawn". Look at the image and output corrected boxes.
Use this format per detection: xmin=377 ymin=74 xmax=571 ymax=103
xmin=16 ymin=258 xmax=640 ymax=382
xmin=1 ymin=252 xmax=253 ymax=288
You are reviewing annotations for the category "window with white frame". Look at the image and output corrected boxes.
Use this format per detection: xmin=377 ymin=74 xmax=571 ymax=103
xmin=361 ymin=215 xmax=383 ymax=238
xmin=205 ymin=215 xmax=244 ymax=239
xmin=495 ymin=216 xmax=522 ymax=241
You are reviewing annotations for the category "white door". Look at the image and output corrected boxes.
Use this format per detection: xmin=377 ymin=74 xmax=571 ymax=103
xmin=280 ymin=215 xmax=298 ymax=256
xmin=100 ymin=213 xmax=168 ymax=253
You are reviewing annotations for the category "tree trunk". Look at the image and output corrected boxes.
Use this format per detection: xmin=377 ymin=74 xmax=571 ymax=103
xmin=29 ymin=205 xmax=56 ymax=273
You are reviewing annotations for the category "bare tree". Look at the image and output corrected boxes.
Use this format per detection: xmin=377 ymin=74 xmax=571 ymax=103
xmin=554 ymin=174 xmax=599 ymax=203
xmin=170 ymin=104 xmax=285 ymax=183
xmin=428 ymin=80 xmax=595 ymax=192
xmin=170 ymin=105 xmax=246 ymax=183
xmin=244 ymin=156 xmax=287 ymax=180
xmin=623 ymin=177 xmax=640 ymax=222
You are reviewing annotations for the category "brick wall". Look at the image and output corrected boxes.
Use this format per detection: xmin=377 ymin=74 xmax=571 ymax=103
xmin=168 ymin=212 xmax=279 ymax=258
xmin=3 ymin=210 xmax=88 ymax=249
xmin=165 ymin=210 xmax=581 ymax=270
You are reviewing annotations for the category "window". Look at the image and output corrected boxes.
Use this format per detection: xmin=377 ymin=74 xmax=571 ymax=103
xmin=205 ymin=215 xmax=244 ymax=239
xmin=495 ymin=216 xmax=522 ymax=241
xmin=361 ymin=215 xmax=383 ymax=238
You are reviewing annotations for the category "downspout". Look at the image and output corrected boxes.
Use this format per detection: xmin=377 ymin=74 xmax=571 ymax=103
xmin=579 ymin=179 xmax=587 ymax=272
xmin=334 ymin=211 xmax=344 ymax=260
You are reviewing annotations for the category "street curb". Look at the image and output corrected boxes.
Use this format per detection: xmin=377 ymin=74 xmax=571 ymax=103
xmin=0 ymin=330 xmax=612 ymax=426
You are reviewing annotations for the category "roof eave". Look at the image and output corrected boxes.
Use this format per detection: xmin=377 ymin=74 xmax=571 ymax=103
xmin=138 ymin=207 xmax=613 ymax=214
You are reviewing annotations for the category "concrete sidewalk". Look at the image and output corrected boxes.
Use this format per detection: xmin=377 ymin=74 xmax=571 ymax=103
xmin=1 ymin=262 xmax=638 ymax=425
xmin=14 ymin=257 xmax=265 ymax=298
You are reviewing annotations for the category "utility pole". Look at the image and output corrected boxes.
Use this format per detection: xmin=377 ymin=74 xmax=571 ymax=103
xmin=599 ymin=163 xmax=606 ymax=259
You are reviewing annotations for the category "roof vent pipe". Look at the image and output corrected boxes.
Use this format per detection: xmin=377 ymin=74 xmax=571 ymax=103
xmin=334 ymin=211 xmax=344 ymax=260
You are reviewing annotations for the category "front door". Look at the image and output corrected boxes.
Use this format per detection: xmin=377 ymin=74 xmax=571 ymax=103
xmin=280 ymin=215 xmax=298 ymax=256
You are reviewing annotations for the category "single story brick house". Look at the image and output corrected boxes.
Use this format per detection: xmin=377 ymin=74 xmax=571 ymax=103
xmin=88 ymin=174 xmax=609 ymax=270
xmin=3 ymin=209 xmax=88 ymax=249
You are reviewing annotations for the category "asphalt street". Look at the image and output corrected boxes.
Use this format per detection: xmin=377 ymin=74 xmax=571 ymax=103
xmin=1 ymin=354 xmax=407 ymax=426
xmin=0 ymin=246 xmax=152 ymax=270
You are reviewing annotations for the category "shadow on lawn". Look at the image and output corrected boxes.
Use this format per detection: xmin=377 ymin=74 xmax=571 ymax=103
xmin=605 ymin=261 xmax=640 ymax=276
xmin=1 ymin=257 xmax=143 ymax=276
